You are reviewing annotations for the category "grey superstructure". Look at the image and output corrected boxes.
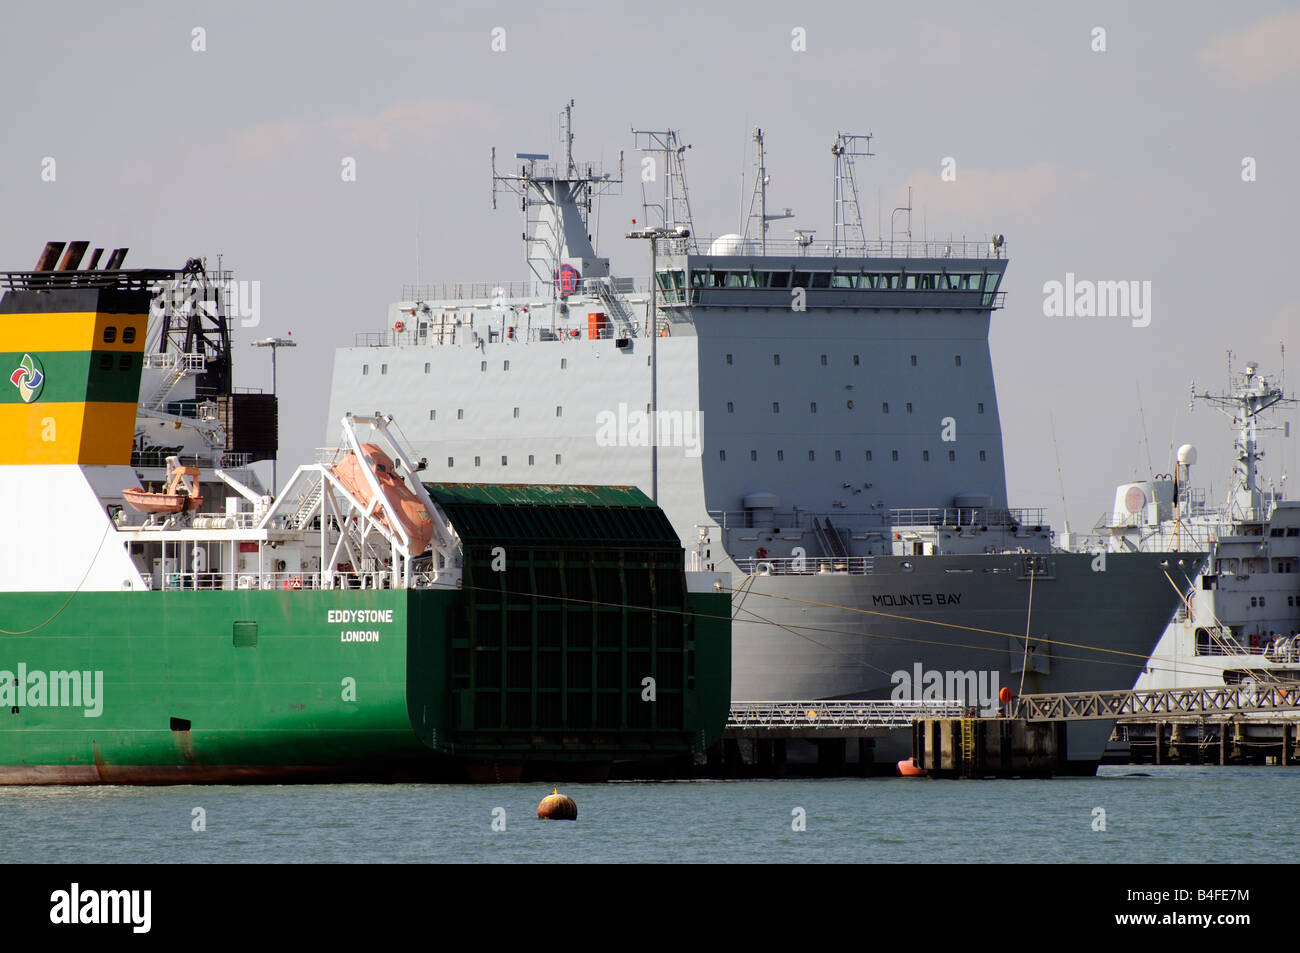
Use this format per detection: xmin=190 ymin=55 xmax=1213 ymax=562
xmin=325 ymin=105 xmax=1190 ymax=772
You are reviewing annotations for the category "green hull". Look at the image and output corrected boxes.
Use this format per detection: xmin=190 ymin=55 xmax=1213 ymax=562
xmin=0 ymin=586 xmax=731 ymax=784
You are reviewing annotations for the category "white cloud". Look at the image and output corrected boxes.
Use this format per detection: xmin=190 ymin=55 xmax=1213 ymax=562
xmin=326 ymin=99 xmax=474 ymax=151
xmin=1200 ymin=11 xmax=1300 ymax=87
xmin=902 ymin=161 xmax=1061 ymax=223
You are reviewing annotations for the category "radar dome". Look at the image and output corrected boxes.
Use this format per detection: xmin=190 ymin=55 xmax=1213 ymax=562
xmin=1177 ymin=444 xmax=1198 ymax=465
xmin=708 ymin=234 xmax=755 ymax=256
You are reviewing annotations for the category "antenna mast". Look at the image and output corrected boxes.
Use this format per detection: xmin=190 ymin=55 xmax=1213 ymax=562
xmin=741 ymin=128 xmax=793 ymax=253
xmin=831 ymin=131 xmax=873 ymax=255
xmin=632 ymin=127 xmax=698 ymax=254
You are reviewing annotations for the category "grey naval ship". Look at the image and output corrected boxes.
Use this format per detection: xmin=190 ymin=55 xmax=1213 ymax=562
xmin=1072 ymin=356 xmax=1300 ymax=692
xmin=325 ymin=104 xmax=1192 ymax=772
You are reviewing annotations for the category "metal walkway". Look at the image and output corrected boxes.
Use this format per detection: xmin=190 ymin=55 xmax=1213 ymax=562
xmin=1014 ymin=683 xmax=1300 ymax=722
xmin=727 ymin=700 xmax=967 ymax=737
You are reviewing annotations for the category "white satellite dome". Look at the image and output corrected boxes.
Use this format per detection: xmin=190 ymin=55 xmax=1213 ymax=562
xmin=1177 ymin=444 xmax=1198 ymax=465
xmin=708 ymin=233 xmax=755 ymax=256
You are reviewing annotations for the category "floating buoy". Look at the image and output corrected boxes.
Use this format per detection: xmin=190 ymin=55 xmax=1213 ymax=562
xmin=537 ymin=787 xmax=577 ymax=820
xmin=999 ymin=686 xmax=1012 ymax=704
xmin=897 ymin=759 xmax=927 ymax=777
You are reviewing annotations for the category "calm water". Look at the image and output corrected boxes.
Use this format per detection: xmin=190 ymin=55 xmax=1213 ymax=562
xmin=0 ymin=766 xmax=1293 ymax=863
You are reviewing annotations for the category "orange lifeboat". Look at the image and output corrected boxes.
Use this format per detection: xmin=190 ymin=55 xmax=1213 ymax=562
xmin=123 ymin=461 xmax=203 ymax=514
xmin=331 ymin=443 xmax=433 ymax=554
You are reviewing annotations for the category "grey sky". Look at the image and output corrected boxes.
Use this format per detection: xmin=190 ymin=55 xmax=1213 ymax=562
xmin=4 ymin=1 xmax=1297 ymax=529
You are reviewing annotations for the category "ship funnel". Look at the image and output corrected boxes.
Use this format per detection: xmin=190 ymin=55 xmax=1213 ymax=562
xmin=34 ymin=241 xmax=65 ymax=271
xmin=56 ymin=241 xmax=90 ymax=271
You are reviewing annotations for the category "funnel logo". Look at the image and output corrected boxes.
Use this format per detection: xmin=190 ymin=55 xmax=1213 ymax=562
xmin=9 ymin=353 xmax=44 ymax=403
xmin=554 ymin=264 xmax=579 ymax=297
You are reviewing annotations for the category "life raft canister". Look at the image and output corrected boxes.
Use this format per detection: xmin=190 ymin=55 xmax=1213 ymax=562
xmin=394 ymin=320 xmax=405 ymax=332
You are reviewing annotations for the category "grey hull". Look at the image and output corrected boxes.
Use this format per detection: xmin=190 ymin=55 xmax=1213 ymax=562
xmin=729 ymin=551 xmax=1190 ymax=768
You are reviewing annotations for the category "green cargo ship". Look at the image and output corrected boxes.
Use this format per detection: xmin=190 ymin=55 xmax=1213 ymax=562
xmin=0 ymin=246 xmax=730 ymax=783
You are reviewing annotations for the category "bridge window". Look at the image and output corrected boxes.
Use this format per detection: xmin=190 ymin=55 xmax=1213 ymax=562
xmin=809 ymin=273 xmax=831 ymax=289
xmin=122 ymin=326 xmax=136 ymax=344
xmin=769 ymin=271 xmax=790 ymax=288
xmin=103 ymin=326 xmax=117 ymax=343
xmin=831 ymin=273 xmax=855 ymax=289
xmin=792 ymin=272 xmax=810 ymax=288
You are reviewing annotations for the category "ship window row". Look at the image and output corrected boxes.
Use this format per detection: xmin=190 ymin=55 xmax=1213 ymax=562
xmin=98 ymin=353 xmax=135 ymax=372
xmin=101 ymin=325 xmax=137 ymax=344
xmin=745 ymin=353 xmax=964 ymax=369
xmin=728 ymin=399 xmax=978 ymax=416
xmin=1269 ymin=527 xmax=1300 ymax=537
xmin=673 ymin=269 xmax=1000 ymax=292
xmin=717 ymin=448 xmax=988 ymax=463
xmin=447 ymin=454 xmax=558 ymax=467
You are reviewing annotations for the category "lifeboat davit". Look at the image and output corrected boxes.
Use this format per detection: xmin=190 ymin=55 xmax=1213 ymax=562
xmin=123 ymin=460 xmax=203 ymax=514
xmin=331 ymin=443 xmax=433 ymax=554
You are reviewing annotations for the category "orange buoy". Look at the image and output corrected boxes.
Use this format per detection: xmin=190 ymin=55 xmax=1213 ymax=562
xmin=537 ymin=787 xmax=577 ymax=820
xmin=999 ymin=686 xmax=1013 ymax=704
xmin=897 ymin=759 xmax=927 ymax=777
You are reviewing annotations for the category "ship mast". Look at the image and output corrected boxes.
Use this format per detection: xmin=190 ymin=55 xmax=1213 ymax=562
xmin=1191 ymin=357 xmax=1298 ymax=523
xmin=831 ymin=131 xmax=873 ymax=255
xmin=490 ymin=100 xmax=623 ymax=296
xmin=741 ymin=128 xmax=794 ymax=254
xmin=632 ymin=127 xmax=698 ymax=255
